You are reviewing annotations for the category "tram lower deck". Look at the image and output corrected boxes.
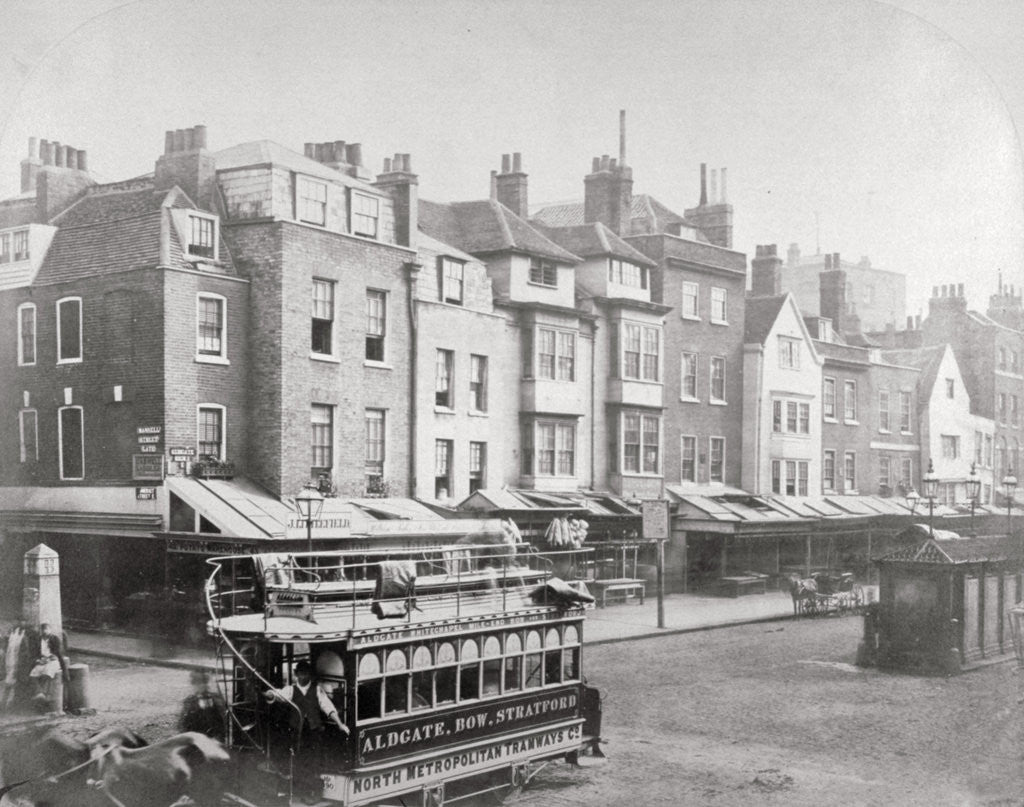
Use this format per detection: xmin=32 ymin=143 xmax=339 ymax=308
xmin=206 ymin=546 xmax=604 ymax=806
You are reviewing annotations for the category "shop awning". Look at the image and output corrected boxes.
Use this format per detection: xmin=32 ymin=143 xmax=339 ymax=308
xmin=166 ymin=477 xmax=290 ymax=539
xmin=0 ymin=486 xmax=163 ymax=537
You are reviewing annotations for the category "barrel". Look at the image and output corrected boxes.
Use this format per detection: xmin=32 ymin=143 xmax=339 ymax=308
xmin=67 ymin=662 xmax=91 ymax=711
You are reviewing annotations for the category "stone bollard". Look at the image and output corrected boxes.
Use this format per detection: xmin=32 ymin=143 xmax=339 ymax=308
xmin=68 ymin=663 xmax=91 ymax=712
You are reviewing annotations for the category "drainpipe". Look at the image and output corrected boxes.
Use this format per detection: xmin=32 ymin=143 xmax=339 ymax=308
xmin=405 ymin=261 xmax=423 ymax=498
xmin=590 ymin=322 xmax=598 ymax=489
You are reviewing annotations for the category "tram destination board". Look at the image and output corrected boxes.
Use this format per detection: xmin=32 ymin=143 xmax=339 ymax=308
xmin=359 ymin=685 xmax=580 ymax=763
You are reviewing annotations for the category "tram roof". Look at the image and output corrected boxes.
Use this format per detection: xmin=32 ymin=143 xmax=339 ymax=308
xmin=211 ymin=587 xmax=582 ymax=643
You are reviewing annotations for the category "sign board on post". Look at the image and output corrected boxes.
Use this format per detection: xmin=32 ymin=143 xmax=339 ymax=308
xmin=641 ymin=499 xmax=669 ymax=539
xmin=136 ymin=487 xmax=157 ymax=500
xmin=168 ymin=447 xmax=196 ymax=458
xmin=132 ymin=454 xmax=164 ymax=481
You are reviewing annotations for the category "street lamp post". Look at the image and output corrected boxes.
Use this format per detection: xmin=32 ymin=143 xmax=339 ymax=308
xmin=295 ymin=484 xmax=325 ymax=557
xmin=922 ymin=459 xmax=939 ymax=537
xmin=1003 ymin=466 xmax=1017 ymax=541
xmin=966 ymin=462 xmax=981 ymax=537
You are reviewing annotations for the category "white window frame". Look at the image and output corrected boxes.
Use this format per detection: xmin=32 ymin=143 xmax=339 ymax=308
xmin=57 ymin=405 xmax=84 ymax=480
xmin=311 ymin=278 xmax=336 ymax=358
xmin=709 ymin=356 xmax=726 ymax=404
xmin=297 ymin=176 xmax=328 ymax=226
xmin=899 ymin=390 xmax=912 ymax=433
xmin=771 ymin=459 xmax=809 ymax=496
xmin=435 ymin=349 xmax=455 ymax=409
xmin=17 ymin=302 xmax=36 ymax=366
xmin=197 ymin=404 xmax=226 ymax=461
xmin=528 ymin=258 xmax=558 ymax=288
xmin=681 ymin=281 xmax=699 ymax=320
xmin=195 ymin=293 xmax=228 ymax=364
xmin=311 ymin=403 xmax=335 ymax=475
xmin=365 ymin=409 xmax=386 ymax=483
xmin=823 ymin=449 xmax=836 ymax=492
xmin=19 ymin=408 xmax=38 ymax=463
xmin=536 ymin=327 xmax=575 ymax=381
xmin=470 ymin=354 xmax=488 ymax=413
xmin=778 ymin=336 xmax=800 ymax=369
xmin=771 ymin=397 xmax=810 ymax=435
xmin=680 ymin=352 xmax=698 ymax=401
xmin=366 ymin=289 xmax=387 ymax=363
xmin=11 ymin=229 xmax=29 ymax=261
xmin=680 ymin=435 xmax=696 ymax=482
xmin=56 ymin=296 xmax=83 ymax=365
xmin=823 ymin=377 xmax=837 ymax=420
xmin=622 ymin=323 xmax=660 ymax=382
xmin=878 ymin=388 xmax=890 ymax=432
xmin=843 ymin=380 xmax=858 ymax=423
xmin=710 ymin=286 xmax=727 ymax=324
xmin=439 ymin=257 xmax=465 ymax=305
xmin=187 ymin=213 xmax=218 ymax=259
xmin=709 ymin=436 xmax=725 ymax=483
xmin=351 ymin=191 xmax=380 ymax=239
xmin=843 ymin=451 xmax=857 ymax=493
xmin=622 ymin=410 xmax=661 ymax=475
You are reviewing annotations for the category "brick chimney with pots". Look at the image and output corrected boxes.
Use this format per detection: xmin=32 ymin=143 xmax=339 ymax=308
xmin=154 ymin=125 xmax=215 ymax=208
xmin=683 ymin=162 xmax=734 ymax=248
xmin=987 ymin=273 xmax=1024 ymax=330
xmin=819 ymin=266 xmax=848 ymax=336
xmin=374 ymin=153 xmax=418 ymax=248
xmin=750 ymin=244 xmax=783 ymax=297
xmin=583 ymin=109 xmax=633 ymax=236
xmin=304 ymin=139 xmax=371 ymax=181
xmin=494 ymin=153 xmax=528 ymax=219
xmin=31 ymin=136 xmax=95 ymax=221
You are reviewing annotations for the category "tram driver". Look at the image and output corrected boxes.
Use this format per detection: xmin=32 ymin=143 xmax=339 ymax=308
xmin=264 ymin=658 xmax=349 ymax=801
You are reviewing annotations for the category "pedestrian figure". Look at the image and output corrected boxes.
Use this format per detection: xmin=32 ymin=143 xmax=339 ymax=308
xmin=28 ymin=623 xmax=69 ymax=710
xmin=1 ymin=622 xmax=25 ymax=710
xmin=178 ymin=670 xmax=228 ymax=741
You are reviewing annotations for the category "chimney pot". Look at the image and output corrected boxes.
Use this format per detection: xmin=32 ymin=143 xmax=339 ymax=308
xmin=609 ymin=158 xmax=617 ymax=170
xmin=194 ymin=125 xmax=207 ymax=149
xmin=933 ymin=286 xmax=939 ymax=297
xmin=173 ymin=129 xmax=186 ymax=152
xmin=591 ymin=157 xmax=600 ymax=172
xmin=916 ymin=315 xmax=921 ymax=329
xmin=824 ymin=254 xmax=832 ymax=270
xmin=501 ymin=154 xmax=511 ymax=173
xmin=490 ymin=170 xmax=497 ymax=200
xmin=720 ymin=167 xmax=728 ymax=203
xmin=619 ymin=109 xmax=627 ymax=166
xmin=333 ymin=141 xmax=346 ymax=162
xmin=45 ymin=142 xmax=56 ymax=165
xmin=53 ymin=142 xmax=64 ymax=167
xmin=699 ymin=163 xmax=707 ymax=206
xmin=601 ymin=154 xmax=610 ymax=170
xmin=833 ymin=252 xmax=840 ymax=267
xmin=304 ymin=143 xmax=315 ymax=158
xmin=512 ymin=152 xmax=522 ymax=173
xmin=164 ymin=131 xmax=174 ymax=154
xmin=183 ymin=128 xmax=195 ymax=151
xmin=40 ymin=139 xmax=50 ymax=165
xmin=709 ymin=169 xmax=718 ymax=205
xmin=65 ymin=147 xmax=77 ymax=170
xmin=28 ymin=137 xmax=38 ymax=158
xmin=76 ymin=150 xmax=87 ymax=171
xmin=347 ymin=143 xmax=363 ymax=166
xmin=958 ymin=283 xmax=964 ymax=298
xmin=404 ymin=154 xmax=413 ymax=173
xmin=383 ymin=157 xmax=392 ymax=173
xmin=907 ymin=315 xmax=914 ymax=329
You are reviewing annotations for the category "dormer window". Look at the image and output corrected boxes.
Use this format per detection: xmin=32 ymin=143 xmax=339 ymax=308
xmin=12 ymin=230 xmax=28 ymax=261
xmin=529 ymin=258 xmax=557 ymax=288
xmin=818 ymin=319 xmax=833 ymax=342
xmin=351 ymin=192 xmax=379 ymax=239
xmin=189 ymin=215 xmax=215 ymax=258
xmin=298 ymin=177 xmax=327 ymax=226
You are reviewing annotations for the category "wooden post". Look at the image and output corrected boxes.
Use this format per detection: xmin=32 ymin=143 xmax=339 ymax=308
xmin=805 ymin=532 xmax=812 ymax=578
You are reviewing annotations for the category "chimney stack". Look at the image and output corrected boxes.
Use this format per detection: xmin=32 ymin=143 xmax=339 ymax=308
xmin=820 ymin=264 xmax=848 ymax=336
xmin=684 ymin=163 xmax=733 ymax=248
xmin=750 ymin=244 xmax=783 ymax=297
xmin=29 ymin=135 xmax=94 ymax=216
xmin=709 ymin=169 xmax=718 ymax=205
xmin=155 ymin=124 xmax=215 ymax=206
xmin=699 ymin=163 xmax=707 ymax=206
xmin=490 ymin=170 xmax=497 ymax=200
xmin=619 ymin=109 xmax=627 ymax=166
xmin=374 ymin=150 xmax=418 ymax=248
xmin=494 ymin=152 xmax=529 ymax=218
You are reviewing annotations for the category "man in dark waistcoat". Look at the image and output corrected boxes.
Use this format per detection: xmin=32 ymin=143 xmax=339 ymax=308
xmin=265 ymin=660 xmax=348 ymax=803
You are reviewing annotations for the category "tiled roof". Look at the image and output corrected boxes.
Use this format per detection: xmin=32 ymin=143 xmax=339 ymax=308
xmin=881 ymin=534 xmax=1024 ymax=564
xmin=535 ymin=222 xmax=656 ymax=266
xmin=744 ymin=294 xmax=788 ymax=344
xmin=34 ymin=212 xmax=164 ymax=284
xmin=215 ymin=140 xmax=378 ymax=192
xmin=419 ymin=199 xmax=579 ymax=263
xmin=51 ymin=185 xmax=175 ymax=228
xmin=531 ymin=194 xmax=703 ymax=240
xmin=814 ymin=340 xmax=871 ymax=364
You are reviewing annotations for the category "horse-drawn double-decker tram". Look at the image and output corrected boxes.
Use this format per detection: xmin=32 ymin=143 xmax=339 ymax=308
xmin=205 ymin=542 xmax=604 ymax=806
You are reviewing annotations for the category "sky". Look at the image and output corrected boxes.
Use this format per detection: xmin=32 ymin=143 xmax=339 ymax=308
xmin=0 ymin=0 xmax=1021 ymax=321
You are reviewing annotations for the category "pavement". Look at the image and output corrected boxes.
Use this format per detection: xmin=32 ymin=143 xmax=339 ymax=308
xmin=62 ymin=586 xmax=878 ymax=667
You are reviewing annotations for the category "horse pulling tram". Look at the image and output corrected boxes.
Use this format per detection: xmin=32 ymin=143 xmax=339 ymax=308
xmin=204 ymin=543 xmax=605 ymax=806
xmin=788 ymin=571 xmax=865 ymax=617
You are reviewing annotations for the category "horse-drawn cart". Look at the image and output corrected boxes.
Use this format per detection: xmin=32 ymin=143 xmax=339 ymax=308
xmin=789 ymin=571 xmax=865 ymax=616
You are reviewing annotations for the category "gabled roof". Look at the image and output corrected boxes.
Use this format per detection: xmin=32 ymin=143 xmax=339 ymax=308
xmin=214 ymin=140 xmax=379 ymax=192
xmin=880 ymin=533 xmax=1023 ymax=564
xmin=535 ymin=222 xmax=656 ymax=267
xmin=419 ymin=198 xmax=579 ymax=263
xmin=51 ymin=182 xmax=182 ymax=228
xmin=880 ymin=344 xmax=947 ymax=399
xmin=743 ymin=294 xmax=788 ymax=344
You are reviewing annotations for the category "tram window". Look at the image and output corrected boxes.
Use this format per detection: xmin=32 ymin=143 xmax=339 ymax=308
xmin=563 ymin=647 xmax=580 ymax=680
xmin=481 ymin=636 xmax=501 ymax=696
xmin=544 ymin=650 xmax=562 ymax=685
xmin=504 ymin=634 xmax=522 ymax=692
xmin=436 ymin=642 xmax=457 ymax=704
xmin=358 ymin=652 xmax=383 ymax=721
xmin=385 ymin=676 xmax=409 ymax=714
xmin=411 ymin=645 xmax=433 ymax=709
xmin=524 ymin=630 xmax=543 ymax=689
xmin=459 ymin=638 xmax=480 ymax=700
